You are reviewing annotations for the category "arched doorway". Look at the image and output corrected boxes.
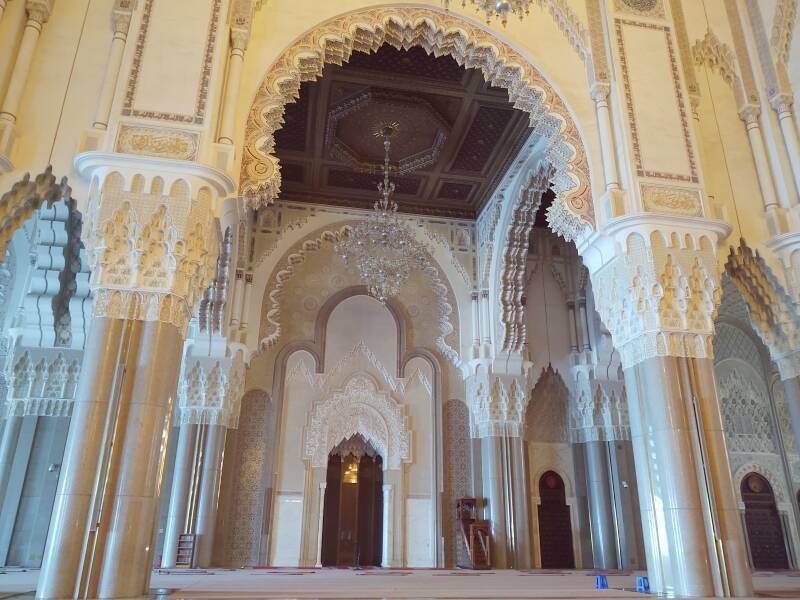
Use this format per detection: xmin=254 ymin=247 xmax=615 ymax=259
xmin=538 ymin=471 xmax=574 ymax=569
xmin=320 ymin=435 xmax=383 ymax=567
xmin=742 ymin=473 xmax=789 ymax=569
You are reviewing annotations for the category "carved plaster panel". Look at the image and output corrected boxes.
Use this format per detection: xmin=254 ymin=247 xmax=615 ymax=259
xmin=304 ymin=374 xmax=411 ymax=470
xmin=614 ymin=0 xmax=666 ymax=19
xmin=615 ymin=19 xmax=699 ymax=183
xmin=115 ymin=124 xmax=200 ymax=161
xmin=3 ymin=349 xmax=81 ymax=418
xmin=640 ymin=184 xmax=703 ymax=217
xmin=122 ymin=0 xmax=221 ymax=123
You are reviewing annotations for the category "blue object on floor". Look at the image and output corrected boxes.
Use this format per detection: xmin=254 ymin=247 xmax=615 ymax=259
xmin=636 ymin=575 xmax=650 ymax=592
xmin=595 ymin=575 xmax=608 ymax=589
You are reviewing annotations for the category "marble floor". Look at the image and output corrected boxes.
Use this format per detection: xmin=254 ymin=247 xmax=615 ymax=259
xmin=0 ymin=568 xmax=799 ymax=599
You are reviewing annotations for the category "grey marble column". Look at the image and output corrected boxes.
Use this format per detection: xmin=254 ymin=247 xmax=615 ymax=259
xmin=480 ymin=436 xmax=508 ymax=568
xmin=194 ymin=424 xmax=226 ymax=568
xmin=0 ymin=416 xmax=22 ymax=505
xmin=96 ymin=320 xmax=182 ymax=598
xmin=508 ymin=436 xmax=531 ymax=569
xmin=161 ymin=423 xmax=197 ymax=568
xmin=781 ymin=376 xmax=800 ymax=460
xmin=36 ymin=318 xmax=125 ymax=600
xmin=584 ymin=441 xmax=619 ymax=570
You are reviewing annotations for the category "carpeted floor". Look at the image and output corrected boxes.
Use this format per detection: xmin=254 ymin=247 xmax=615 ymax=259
xmin=0 ymin=567 xmax=799 ymax=598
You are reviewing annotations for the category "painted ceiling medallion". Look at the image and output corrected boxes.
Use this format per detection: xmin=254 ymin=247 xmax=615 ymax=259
xmin=335 ymin=129 xmax=428 ymax=303
xmin=443 ymin=0 xmax=534 ymax=25
xmin=325 ymin=90 xmax=449 ymax=175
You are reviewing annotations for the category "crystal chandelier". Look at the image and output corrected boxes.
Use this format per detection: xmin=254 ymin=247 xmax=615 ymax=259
xmin=335 ymin=125 xmax=428 ymax=304
xmin=442 ymin=0 xmax=533 ymax=25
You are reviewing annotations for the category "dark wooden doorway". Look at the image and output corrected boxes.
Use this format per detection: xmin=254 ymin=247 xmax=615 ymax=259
xmin=742 ymin=473 xmax=789 ymax=569
xmin=538 ymin=470 xmax=575 ymax=569
xmin=321 ymin=437 xmax=383 ymax=567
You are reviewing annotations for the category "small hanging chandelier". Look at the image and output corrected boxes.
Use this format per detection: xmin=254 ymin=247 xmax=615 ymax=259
xmin=442 ymin=0 xmax=533 ymax=25
xmin=335 ymin=124 xmax=428 ymax=304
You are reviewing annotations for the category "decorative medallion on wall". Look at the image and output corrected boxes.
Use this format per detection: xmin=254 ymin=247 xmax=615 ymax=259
xmin=115 ymin=124 xmax=200 ymax=161
xmin=640 ymin=184 xmax=702 ymax=217
xmin=615 ymin=0 xmax=666 ymax=18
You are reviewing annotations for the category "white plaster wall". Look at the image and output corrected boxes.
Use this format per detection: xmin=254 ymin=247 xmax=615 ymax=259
xmin=325 ymin=296 xmax=397 ymax=374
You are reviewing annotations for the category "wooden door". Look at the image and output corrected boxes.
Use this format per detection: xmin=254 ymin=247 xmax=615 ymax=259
xmin=538 ymin=471 xmax=575 ymax=569
xmin=742 ymin=473 xmax=789 ymax=569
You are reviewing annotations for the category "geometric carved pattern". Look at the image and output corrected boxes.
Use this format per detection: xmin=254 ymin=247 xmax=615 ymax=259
xmin=525 ymin=365 xmax=569 ymax=443
xmin=718 ymin=364 xmax=777 ymax=454
xmin=304 ymin=373 xmax=411 ymax=470
xmin=443 ymin=398 xmax=472 ymax=568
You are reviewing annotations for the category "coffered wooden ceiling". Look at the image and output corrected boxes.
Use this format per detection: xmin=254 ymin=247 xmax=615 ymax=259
xmin=274 ymin=45 xmax=532 ymax=220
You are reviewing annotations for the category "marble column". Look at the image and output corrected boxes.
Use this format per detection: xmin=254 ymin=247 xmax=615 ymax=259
xmin=37 ymin=318 xmax=125 ymax=600
xmin=315 ymin=481 xmax=327 ymax=568
xmin=508 ymin=436 xmax=531 ymax=569
xmin=92 ymin=11 xmax=132 ymax=130
xmin=0 ymin=3 xmax=47 ymax=125
xmin=0 ymin=416 xmax=22 ymax=505
xmin=584 ymin=441 xmax=619 ymax=570
xmin=218 ymin=30 xmax=247 ymax=144
xmin=161 ymin=423 xmax=197 ymax=568
xmin=624 ymin=355 xmax=752 ymax=597
xmin=591 ymin=83 xmax=620 ymax=191
xmin=772 ymin=95 xmax=800 ymax=197
xmin=689 ymin=358 xmax=752 ymax=597
xmin=781 ymin=376 xmax=800 ymax=457
xmin=381 ymin=483 xmax=392 ymax=568
xmin=193 ymin=424 xmax=226 ymax=568
xmin=480 ymin=435 xmax=508 ymax=568
xmin=96 ymin=320 xmax=182 ymax=599
xmin=740 ymin=107 xmax=779 ymax=211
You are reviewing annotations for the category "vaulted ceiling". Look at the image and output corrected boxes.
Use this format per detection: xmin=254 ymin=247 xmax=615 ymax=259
xmin=274 ymin=45 xmax=532 ymax=220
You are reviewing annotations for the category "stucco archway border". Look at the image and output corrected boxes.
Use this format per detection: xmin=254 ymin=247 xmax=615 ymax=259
xmin=239 ymin=5 xmax=594 ymax=237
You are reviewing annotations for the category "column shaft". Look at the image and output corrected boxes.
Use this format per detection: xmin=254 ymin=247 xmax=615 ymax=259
xmin=96 ymin=320 xmax=182 ymax=599
xmin=218 ymin=48 xmax=244 ymax=144
xmin=594 ymin=96 xmax=620 ymax=190
xmin=509 ymin=436 xmax=531 ymax=569
xmin=625 ymin=356 xmax=714 ymax=597
xmin=0 ymin=17 xmax=42 ymax=123
xmin=0 ymin=416 xmax=22 ymax=505
xmin=781 ymin=376 xmax=800 ymax=459
xmin=776 ymin=109 xmax=800 ymax=200
xmin=93 ymin=31 xmax=128 ymax=130
xmin=584 ymin=441 xmax=619 ymax=569
xmin=161 ymin=423 xmax=197 ymax=568
xmin=193 ymin=424 xmax=226 ymax=567
xmin=744 ymin=119 xmax=779 ymax=210
xmin=689 ymin=358 xmax=752 ymax=597
xmin=381 ymin=483 xmax=392 ymax=568
xmin=481 ymin=435 xmax=508 ymax=568
xmin=36 ymin=318 xmax=125 ymax=600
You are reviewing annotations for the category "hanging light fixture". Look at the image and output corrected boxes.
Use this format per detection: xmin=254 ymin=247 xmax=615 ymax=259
xmin=442 ymin=0 xmax=533 ymax=25
xmin=335 ymin=124 xmax=428 ymax=304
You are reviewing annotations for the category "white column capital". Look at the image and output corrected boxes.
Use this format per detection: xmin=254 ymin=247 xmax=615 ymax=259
xmin=230 ymin=26 xmax=250 ymax=52
xmin=590 ymin=81 xmax=611 ymax=104
xmin=738 ymin=103 xmax=762 ymax=126
xmin=25 ymin=0 xmax=52 ymax=24
xmin=770 ymin=92 xmax=795 ymax=117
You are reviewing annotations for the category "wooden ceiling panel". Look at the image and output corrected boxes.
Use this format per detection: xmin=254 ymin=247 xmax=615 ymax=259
xmin=274 ymin=44 xmax=531 ymax=219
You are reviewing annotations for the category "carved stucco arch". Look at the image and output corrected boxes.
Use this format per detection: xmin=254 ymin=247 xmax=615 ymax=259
xmin=256 ymin=221 xmax=461 ymax=368
xmin=733 ymin=462 xmax=789 ymax=505
xmin=239 ymin=5 xmax=594 ymax=237
xmin=304 ymin=372 xmax=412 ymax=470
